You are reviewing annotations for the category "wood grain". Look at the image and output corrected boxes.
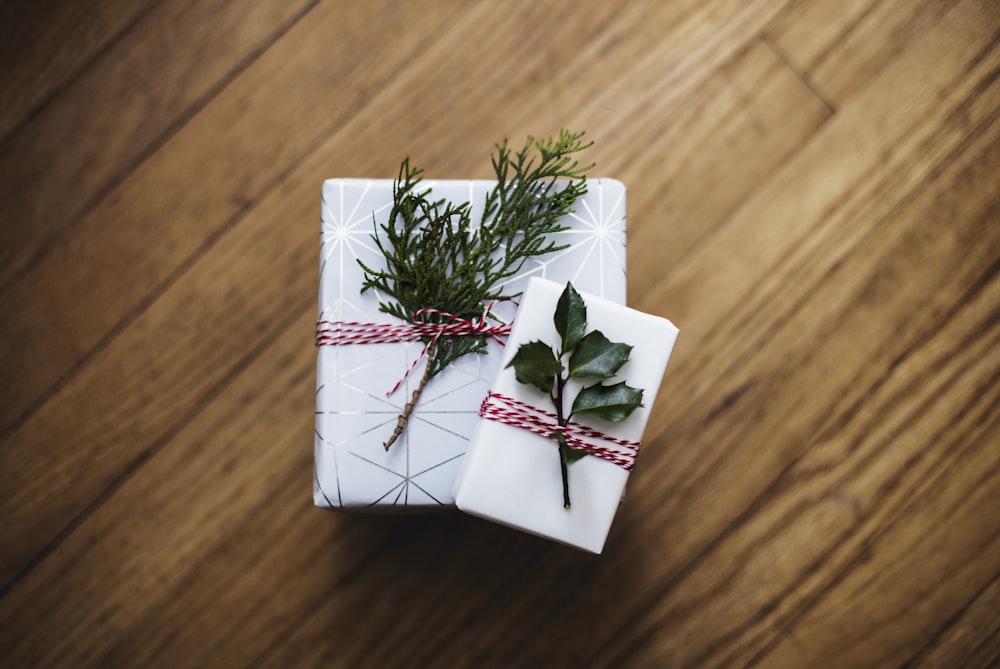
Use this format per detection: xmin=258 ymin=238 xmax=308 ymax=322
xmin=638 ymin=0 xmax=1000 ymax=438
xmin=593 ymin=100 xmax=1000 ymax=669
xmin=0 ymin=0 xmax=428 ymax=432
xmin=620 ymin=40 xmax=830 ymax=284
xmin=0 ymin=0 xmax=787 ymax=587
xmin=757 ymin=419 xmax=999 ymax=668
xmin=1 ymin=0 xmax=998 ymax=667
xmin=0 ymin=0 xmax=316 ymax=287
xmin=907 ymin=576 xmax=1000 ymax=668
xmin=767 ymin=0 xmax=959 ymax=105
xmin=0 ymin=0 xmax=157 ymax=140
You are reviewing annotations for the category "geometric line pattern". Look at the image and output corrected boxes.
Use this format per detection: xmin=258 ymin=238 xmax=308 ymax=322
xmin=315 ymin=178 xmax=627 ymax=509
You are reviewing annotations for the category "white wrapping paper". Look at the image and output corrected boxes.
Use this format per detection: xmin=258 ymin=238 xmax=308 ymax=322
xmin=315 ymin=179 xmax=627 ymax=510
xmin=453 ymin=278 xmax=678 ymax=552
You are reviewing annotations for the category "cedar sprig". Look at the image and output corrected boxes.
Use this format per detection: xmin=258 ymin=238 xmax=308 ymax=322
xmin=358 ymin=130 xmax=594 ymax=449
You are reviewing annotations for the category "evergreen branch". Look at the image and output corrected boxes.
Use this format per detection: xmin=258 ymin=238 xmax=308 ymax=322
xmin=359 ymin=130 xmax=595 ymax=447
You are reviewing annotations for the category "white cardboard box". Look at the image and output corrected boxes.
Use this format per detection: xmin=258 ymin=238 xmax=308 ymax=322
xmin=315 ymin=179 xmax=627 ymax=510
xmin=453 ymin=277 xmax=678 ymax=552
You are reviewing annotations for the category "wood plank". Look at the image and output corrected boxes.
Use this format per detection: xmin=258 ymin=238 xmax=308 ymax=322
xmin=0 ymin=0 xmax=443 ymax=432
xmin=230 ymin=38 xmax=832 ymax=669
xmin=0 ymin=0 xmax=796 ymax=589
xmin=377 ymin=88 xmax=1000 ymax=668
xmin=142 ymin=39 xmax=826 ymax=669
xmin=589 ymin=109 xmax=1000 ymax=668
xmin=0 ymin=316 xmax=309 ymax=666
xmin=767 ymin=0 xmax=970 ymax=106
xmin=0 ymin=0 xmax=571 ymax=581
xmin=907 ymin=576 xmax=1000 ymax=669
xmin=575 ymin=4 xmax=1000 ymax=663
xmin=281 ymin=3 xmax=1000 ymax=665
xmin=618 ymin=40 xmax=830 ymax=284
xmin=0 ymin=315 xmax=409 ymax=667
xmin=0 ymin=0 xmax=157 ymax=139
xmin=0 ymin=2 xmax=812 ymax=664
xmin=0 ymin=0 xmax=316 ymax=285
xmin=755 ymin=422 xmax=1000 ymax=668
xmin=762 ymin=0 xmax=872 ymax=73
xmin=638 ymin=0 xmax=1000 ymax=442
xmin=0 ymin=0 xmax=801 ymax=441
xmin=1 ymin=2 xmax=996 ymax=667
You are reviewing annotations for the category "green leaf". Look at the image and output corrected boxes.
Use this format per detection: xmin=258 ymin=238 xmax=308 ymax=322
xmin=549 ymin=429 xmax=590 ymax=465
xmin=554 ymin=282 xmax=587 ymax=354
xmin=571 ymin=381 xmax=644 ymax=422
xmin=568 ymin=330 xmax=633 ymax=379
xmin=506 ymin=341 xmax=563 ymax=395
xmin=563 ymin=448 xmax=590 ymax=465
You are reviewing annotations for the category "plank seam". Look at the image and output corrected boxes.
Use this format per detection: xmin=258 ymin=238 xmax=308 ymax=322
xmin=0 ymin=293 xmax=311 ymax=602
xmin=0 ymin=127 xmax=333 ymax=592
xmin=635 ymin=36 xmax=836 ymax=300
xmin=760 ymin=34 xmax=837 ymax=115
xmin=589 ymin=82 xmax=1000 ymax=669
xmin=712 ymin=325 xmax=1000 ymax=668
xmin=759 ymin=0 xmax=810 ymax=36
xmin=0 ymin=0 xmax=493 ymax=604
xmin=0 ymin=0 xmax=323 ymax=292
xmin=0 ymin=0 xmax=163 ymax=149
xmin=0 ymin=0 xmax=327 ymax=441
xmin=746 ymin=416 xmax=1000 ymax=669
xmin=783 ymin=0 xmax=960 ymax=104
xmin=900 ymin=570 xmax=1000 ymax=668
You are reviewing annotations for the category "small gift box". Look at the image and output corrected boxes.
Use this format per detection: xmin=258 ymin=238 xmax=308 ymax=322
xmin=315 ymin=179 xmax=627 ymax=510
xmin=453 ymin=277 xmax=678 ymax=552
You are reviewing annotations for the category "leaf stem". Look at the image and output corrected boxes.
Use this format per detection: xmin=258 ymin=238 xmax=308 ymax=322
xmin=554 ymin=370 xmax=571 ymax=509
xmin=384 ymin=347 xmax=435 ymax=451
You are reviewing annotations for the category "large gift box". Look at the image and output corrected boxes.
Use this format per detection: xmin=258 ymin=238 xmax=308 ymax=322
xmin=315 ymin=178 xmax=627 ymax=510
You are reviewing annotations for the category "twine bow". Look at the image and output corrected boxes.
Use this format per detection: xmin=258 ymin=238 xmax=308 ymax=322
xmin=316 ymin=301 xmax=512 ymax=396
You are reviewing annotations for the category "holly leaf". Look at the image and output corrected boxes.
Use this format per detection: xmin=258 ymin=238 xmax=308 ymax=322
xmin=571 ymin=381 xmax=644 ymax=422
xmin=549 ymin=430 xmax=591 ymax=464
xmin=554 ymin=282 xmax=587 ymax=354
xmin=568 ymin=330 xmax=633 ymax=379
xmin=506 ymin=341 xmax=562 ymax=395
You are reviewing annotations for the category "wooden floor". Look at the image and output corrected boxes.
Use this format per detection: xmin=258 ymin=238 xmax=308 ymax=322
xmin=2 ymin=1 xmax=999 ymax=667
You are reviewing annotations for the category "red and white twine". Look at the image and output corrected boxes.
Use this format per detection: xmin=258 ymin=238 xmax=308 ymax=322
xmin=478 ymin=390 xmax=642 ymax=471
xmin=315 ymin=302 xmax=511 ymax=396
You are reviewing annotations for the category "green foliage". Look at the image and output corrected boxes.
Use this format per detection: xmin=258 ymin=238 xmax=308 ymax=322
xmin=506 ymin=341 xmax=562 ymax=395
xmin=562 ymin=448 xmax=590 ymax=465
xmin=571 ymin=381 xmax=645 ymax=422
xmin=507 ymin=281 xmax=644 ymax=469
xmin=507 ymin=281 xmax=644 ymax=506
xmin=554 ymin=281 xmax=587 ymax=353
xmin=358 ymin=130 xmax=594 ymax=378
xmin=568 ymin=331 xmax=633 ymax=380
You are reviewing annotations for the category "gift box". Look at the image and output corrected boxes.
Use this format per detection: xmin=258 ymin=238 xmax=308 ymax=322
xmin=315 ymin=178 xmax=627 ymax=510
xmin=453 ymin=277 xmax=678 ymax=552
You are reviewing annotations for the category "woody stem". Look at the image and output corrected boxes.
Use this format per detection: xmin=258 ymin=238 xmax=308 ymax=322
xmin=554 ymin=373 xmax=571 ymax=509
xmin=384 ymin=348 xmax=435 ymax=451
